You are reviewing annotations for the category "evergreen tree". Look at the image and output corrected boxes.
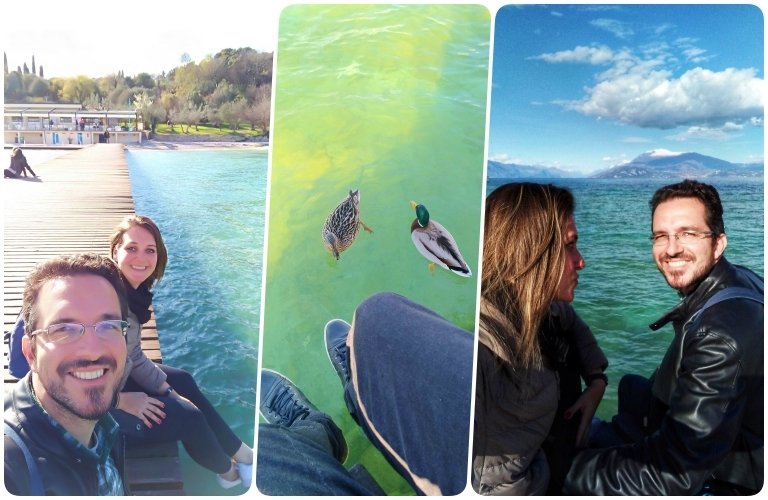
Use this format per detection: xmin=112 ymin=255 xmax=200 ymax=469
xmin=32 ymin=55 xmax=36 ymax=75
xmin=39 ymin=65 xmax=44 ymax=78
xmin=4 ymin=52 xmax=7 ymax=75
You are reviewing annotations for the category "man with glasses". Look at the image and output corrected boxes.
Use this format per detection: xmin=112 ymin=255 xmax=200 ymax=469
xmin=4 ymin=254 xmax=129 ymax=495
xmin=564 ymin=179 xmax=763 ymax=495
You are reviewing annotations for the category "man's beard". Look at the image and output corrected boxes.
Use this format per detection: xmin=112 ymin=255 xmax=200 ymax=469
xmin=44 ymin=356 xmax=121 ymax=421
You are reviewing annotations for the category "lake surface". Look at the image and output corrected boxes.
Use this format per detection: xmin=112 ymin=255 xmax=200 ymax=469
xmin=488 ymin=177 xmax=764 ymax=418
xmin=126 ymin=148 xmax=266 ymax=495
xmin=263 ymin=5 xmax=491 ymax=495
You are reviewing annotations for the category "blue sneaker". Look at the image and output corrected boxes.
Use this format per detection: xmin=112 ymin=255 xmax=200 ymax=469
xmin=260 ymin=368 xmax=349 ymax=463
xmin=259 ymin=369 xmax=318 ymax=426
xmin=324 ymin=319 xmax=351 ymax=387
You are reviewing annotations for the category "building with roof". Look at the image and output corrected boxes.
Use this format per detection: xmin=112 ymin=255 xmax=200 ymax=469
xmin=4 ymin=103 xmax=143 ymax=147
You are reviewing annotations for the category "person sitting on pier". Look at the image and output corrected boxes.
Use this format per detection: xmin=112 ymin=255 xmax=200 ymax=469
xmin=108 ymin=214 xmax=254 ymax=489
xmin=4 ymin=147 xmax=38 ymax=178
xmin=4 ymin=254 xmax=129 ymax=495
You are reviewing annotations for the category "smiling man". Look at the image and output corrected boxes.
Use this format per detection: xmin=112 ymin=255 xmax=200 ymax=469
xmin=4 ymin=254 xmax=129 ymax=495
xmin=564 ymin=179 xmax=764 ymax=495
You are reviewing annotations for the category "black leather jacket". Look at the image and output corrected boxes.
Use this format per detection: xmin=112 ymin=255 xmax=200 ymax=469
xmin=4 ymin=374 xmax=127 ymax=495
xmin=563 ymin=257 xmax=763 ymax=495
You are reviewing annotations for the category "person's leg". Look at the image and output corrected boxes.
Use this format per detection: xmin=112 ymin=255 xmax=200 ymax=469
xmin=256 ymin=369 xmax=374 ymax=495
xmin=111 ymin=386 xmax=233 ymax=475
xmin=588 ymin=373 xmax=653 ymax=447
xmin=342 ymin=291 xmax=474 ymax=495
xmin=157 ymin=364 xmax=245 ymax=458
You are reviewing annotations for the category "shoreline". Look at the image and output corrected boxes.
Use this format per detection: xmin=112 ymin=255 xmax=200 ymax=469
xmin=125 ymin=139 xmax=269 ymax=151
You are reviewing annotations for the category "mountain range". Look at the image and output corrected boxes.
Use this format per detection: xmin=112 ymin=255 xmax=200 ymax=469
xmin=488 ymin=150 xmax=763 ymax=179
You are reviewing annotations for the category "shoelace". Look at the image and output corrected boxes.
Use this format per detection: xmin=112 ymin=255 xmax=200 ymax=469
xmin=266 ymin=385 xmax=311 ymax=424
xmin=330 ymin=343 xmax=351 ymax=383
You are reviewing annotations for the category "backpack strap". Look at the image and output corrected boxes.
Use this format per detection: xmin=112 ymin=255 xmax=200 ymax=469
xmin=4 ymin=422 xmax=45 ymax=495
xmin=691 ymin=287 xmax=764 ymax=326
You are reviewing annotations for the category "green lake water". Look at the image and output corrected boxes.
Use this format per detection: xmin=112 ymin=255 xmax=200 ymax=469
xmin=262 ymin=5 xmax=491 ymax=495
xmin=127 ymin=149 xmax=266 ymax=495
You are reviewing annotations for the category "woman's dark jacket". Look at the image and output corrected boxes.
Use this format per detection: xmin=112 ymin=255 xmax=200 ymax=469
xmin=4 ymin=374 xmax=127 ymax=495
xmin=564 ymin=257 xmax=763 ymax=495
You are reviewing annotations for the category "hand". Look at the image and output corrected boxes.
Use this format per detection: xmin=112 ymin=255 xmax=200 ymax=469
xmin=564 ymin=379 xmax=606 ymax=448
xmin=117 ymin=391 xmax=166 ymax=428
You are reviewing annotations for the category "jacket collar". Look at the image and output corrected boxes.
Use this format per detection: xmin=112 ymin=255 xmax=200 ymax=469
xmin=649 ymin=257 xmax=734 ymax=331
xmin=6 ymin=373 xmax=117 ymax=463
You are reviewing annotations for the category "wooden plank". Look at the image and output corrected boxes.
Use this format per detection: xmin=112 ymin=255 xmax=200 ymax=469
xmin=2 ymin=145 xmax=184 ymax=494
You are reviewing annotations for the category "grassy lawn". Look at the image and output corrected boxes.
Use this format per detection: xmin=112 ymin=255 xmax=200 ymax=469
xmin=155 ymin=123 xmax=266 ymax=137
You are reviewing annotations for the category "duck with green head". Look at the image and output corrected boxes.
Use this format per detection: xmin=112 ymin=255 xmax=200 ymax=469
xmin=323 ymin=189 xmax=373 ymax=260
xmin=410 ymin=201 xmax=471 ymax=277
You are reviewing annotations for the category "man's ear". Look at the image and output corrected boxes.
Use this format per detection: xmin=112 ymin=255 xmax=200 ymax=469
xmin=22 ymin=335 xmax=37 ymax=372
xmin=714 ymin=233 xmax=728 ymax=261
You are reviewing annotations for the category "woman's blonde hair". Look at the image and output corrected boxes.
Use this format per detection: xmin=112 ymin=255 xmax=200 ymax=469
xmin=109 ymin=214 xmax=168 ymax=289
xmin=481 ymin=182 xmax=574 ymax=372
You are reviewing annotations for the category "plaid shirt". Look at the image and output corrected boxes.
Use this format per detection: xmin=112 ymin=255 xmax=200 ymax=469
xmin=47 ymin=415 xmax=124 ymax=496
xmin=30 ymin=379 xmax=124 ymax=495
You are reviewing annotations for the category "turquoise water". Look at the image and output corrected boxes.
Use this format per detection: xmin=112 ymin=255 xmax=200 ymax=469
xmin=126 ymin=149 xmax=267 ymax=495
xmin=263 ymin=5 xmax=490 ymax=495
xmin=488 ymin=177 xmax=764 ymax=418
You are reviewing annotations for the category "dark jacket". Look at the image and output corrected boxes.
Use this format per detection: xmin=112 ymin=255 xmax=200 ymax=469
xmin=564 ymin=257 xmax=763 ymax=495
xmin=4 ymin=374 xmax=127 ymax=495
xmin=473 ymin=301 xmax=607 ymax=495
xmin=7 ymin=152 xmax=36 ymax=177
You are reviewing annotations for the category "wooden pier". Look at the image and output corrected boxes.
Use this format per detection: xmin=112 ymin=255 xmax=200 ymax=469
xmin=2 ymin=144 xmax=184 ymax=495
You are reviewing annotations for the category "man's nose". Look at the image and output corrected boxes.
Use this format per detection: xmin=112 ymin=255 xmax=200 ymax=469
xmin=665 ymin=234 xmax=683 ymax=254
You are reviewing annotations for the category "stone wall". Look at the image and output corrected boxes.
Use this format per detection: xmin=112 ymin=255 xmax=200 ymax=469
xmin=151 ymin=133 xmax=268 ymax=143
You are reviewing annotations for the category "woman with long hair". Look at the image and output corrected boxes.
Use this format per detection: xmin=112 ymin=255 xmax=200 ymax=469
xmin=472 ymin=183 xmax=608 ymax=495
xmin=109 ymin=214 xmax=253 ymax=489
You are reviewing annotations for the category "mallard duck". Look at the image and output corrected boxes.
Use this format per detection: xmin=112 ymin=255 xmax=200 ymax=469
xmin=410 ymin=201 xmax=471 ymax=277
xmin=323 ymin=189 xmax=373 ymax=260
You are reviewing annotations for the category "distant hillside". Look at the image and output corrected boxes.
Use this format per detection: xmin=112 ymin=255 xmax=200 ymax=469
xmin=591 ymin=150 xmax=763 ymax=179
xmin=487 ymin=160 xmax=582 ymax=179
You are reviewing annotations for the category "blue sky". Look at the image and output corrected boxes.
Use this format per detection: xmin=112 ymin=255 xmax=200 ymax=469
xmin=488 ymin=4 xmax=764 ymax=175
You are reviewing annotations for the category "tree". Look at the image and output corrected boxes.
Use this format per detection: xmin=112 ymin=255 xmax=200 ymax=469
xmin=60 ymin=76 xmax=99 ymax=105
xmin=133 ymin=91 xmax=165 ymax=132
xmin=39 ymin=65 xmax=44 ymax=78
xmin=159 ymin=92 xmax=181 ymax=129
xmin=180 ymin=52 xmax=192 ymax=65
xmin=134 ymin=72 xmax=155 ymax=89
xmin=244 ymin=84 xmax=271 ymax=135
xmin=27 ymin=76 xmax=50 ymax=99
xmin=4 ymin=71 xmax=24 ymax=101
xmin=4 ymin=52 xmax=8 ymax=75
xmin=209 ymin=80 xmax=238 ymax=109
xmin=22 ymin=62 xmax=29 ymax=74
xmin=31 ymin=55 xmax=36 ymax=75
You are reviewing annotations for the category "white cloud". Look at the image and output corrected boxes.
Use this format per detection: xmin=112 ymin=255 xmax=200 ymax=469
xmin=591 ymin=18 xmax=634 ymax=39
xmin=621 ymin=136 xmax=653 ymax=143
xmin=666 ymin=122 xmax=745 ymax=142
xmin=489 ymin=153 xmax=514 ymax=163
xmin=566 ymin=66 xmax=764 ymax=129
xmin=530 ymin=45 xmax=615 ymax=65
